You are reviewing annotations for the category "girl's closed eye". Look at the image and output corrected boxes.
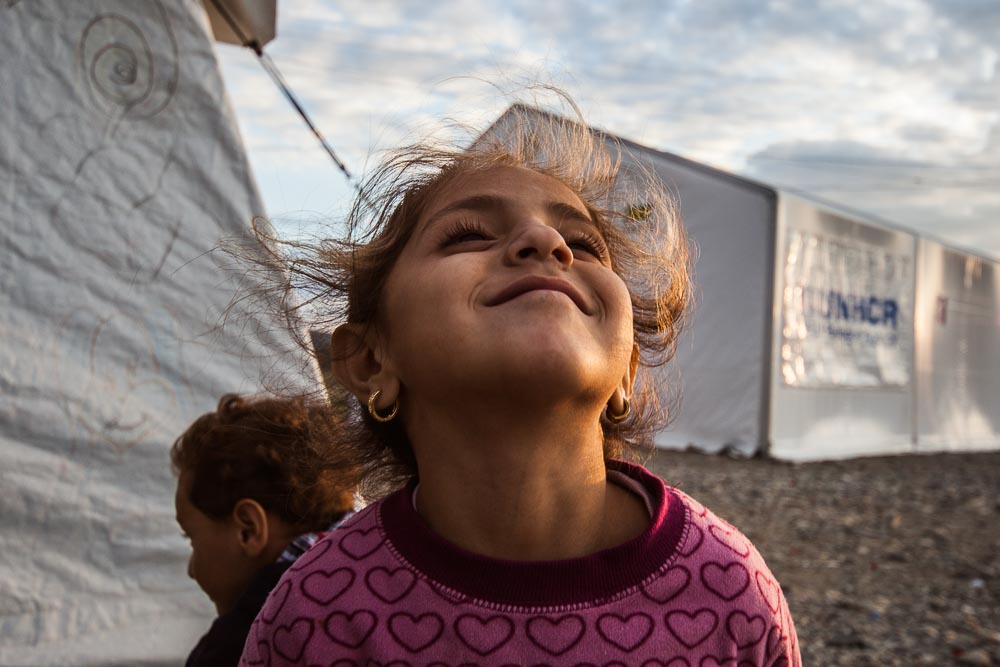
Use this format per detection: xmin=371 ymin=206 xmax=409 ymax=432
xmin=567 ymin=229 xmax=610 ymax=262
xmin=442 ymin=218 xmax=491 ymax=247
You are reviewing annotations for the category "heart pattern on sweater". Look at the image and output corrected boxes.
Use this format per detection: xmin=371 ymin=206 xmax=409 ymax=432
xmin=454 ymin=614 xmax=515 ymax=655
xmin=701 ymin=562 xmax=750 ymax=601
xmin=708 ymin=524 xmax=750 ymax=558
xmin=324 ymin=609 xmax=377 ymax=648
xmin=272 ymin=618 xmax=313 ymax=662
xmin=698 ymin=658 xmax=736 ymax=667
xmin=665 ymin=609 xmax=719 ymax=649
xmin=244 ymin=640 xmax=270 ymax=667
xmin=290 ymin=539 xmax=331 ymax=572
xmin=526 ymin=614 xmax=586 ymax=656
xmin=766 ymin=625 xmax=783 ymax=658
xmin=340 ymin=527 xmax=383 ymax=560
xmin=679 ymin=524 xmax=704 ymax=557
xmin=686 ymin=495 xmax=708 ymax=518
xmin=755 ymin=572 xmax=781 ymax=614
xmin=596 ymin=612 xmax=654 ymax=651
xmin=366 ymin=566 xmax=417 ymax=603
xmin=726 ymin=611 xmax=766 ymax=648
xmin=388 ymin=612 xmax=444 ymax=652
xmin=301 ymin=567 xmax=354 ymax=605
xmin=643 ymin=565 xmax=691 ymax=603
xmin=260 ymin=580 xmax=291 ymax=624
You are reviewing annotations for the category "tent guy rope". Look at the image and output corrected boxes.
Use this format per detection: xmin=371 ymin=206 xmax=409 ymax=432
xmin=206 ymin=0 xmax=372 ymax=207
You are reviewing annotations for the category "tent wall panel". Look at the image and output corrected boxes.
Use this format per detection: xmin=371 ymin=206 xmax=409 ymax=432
xmin=0 ymin=1 xmax=298 ymax=664
xmin=616 ymin=147 xmax=776 ymax=457
xmin=768 ymin=195 xmax=916 ymax=460
xmin=914 ymin=239 xmax=1000 ymax=451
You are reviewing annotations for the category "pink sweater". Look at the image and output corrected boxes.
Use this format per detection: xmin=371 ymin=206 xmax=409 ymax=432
xmin=240 ymin=462 xmax=800 ymax=665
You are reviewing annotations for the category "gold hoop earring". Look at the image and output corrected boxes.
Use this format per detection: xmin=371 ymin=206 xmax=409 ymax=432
xmin=367 ymin=389 xmax=398 ymax=423
xmin=605 ymin=396 xmax=630 ymax=424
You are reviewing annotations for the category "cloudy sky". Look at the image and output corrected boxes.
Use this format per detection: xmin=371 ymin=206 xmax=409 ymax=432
xmin=215 ymin=0 xmax=1000 ymax=259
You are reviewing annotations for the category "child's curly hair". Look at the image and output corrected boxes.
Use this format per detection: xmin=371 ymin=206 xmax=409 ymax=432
xmin=170 ymin=394 xmax=356 ymax=529
xmin=242 ymin=92 xmax=691 ymax=499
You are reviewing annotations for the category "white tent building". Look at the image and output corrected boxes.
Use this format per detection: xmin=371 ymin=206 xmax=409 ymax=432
xmin=485 ymin=106 xmax=1000 ymax=461
xmin=1 ymin=1 xmax=299 ymax=664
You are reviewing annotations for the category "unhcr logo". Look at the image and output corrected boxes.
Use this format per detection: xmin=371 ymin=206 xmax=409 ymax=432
xmin=801 ymin=287 xmax=900 ymax=329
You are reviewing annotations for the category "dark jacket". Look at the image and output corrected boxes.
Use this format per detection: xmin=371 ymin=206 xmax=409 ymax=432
xmin=185 ymin=561 xmax=292 ymax=667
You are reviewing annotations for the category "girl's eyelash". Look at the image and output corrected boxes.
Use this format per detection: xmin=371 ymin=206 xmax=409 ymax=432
xmin=442 ymin=218 xmax=489 ymax=245
xmin=571 ymin=230 xmax=610 ymax=259
xmin=441 ymin=218 xmax=608 ymax=259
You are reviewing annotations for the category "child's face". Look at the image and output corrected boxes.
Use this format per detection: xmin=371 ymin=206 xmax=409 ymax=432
xmin=378 ymin=165 xmax=634 ymax=412
xmin=174 ymin=472 xmax=256 ymax=616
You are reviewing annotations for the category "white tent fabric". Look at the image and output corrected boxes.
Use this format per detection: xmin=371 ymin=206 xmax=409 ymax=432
xmin=0 ymin=1 xmax=301 ymax=664
xmin=622 ymin=149 xmax=776 ymax=458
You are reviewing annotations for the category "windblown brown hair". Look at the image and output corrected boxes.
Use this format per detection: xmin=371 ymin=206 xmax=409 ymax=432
xmin=170 ymin=394 xmax=356 ymax=529
xmin=241 ymin=92 xmax=692 ymax=499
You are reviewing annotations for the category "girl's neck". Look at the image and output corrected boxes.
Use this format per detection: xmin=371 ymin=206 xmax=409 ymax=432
xmin=407 ymin=402 xmax=649 ymax=561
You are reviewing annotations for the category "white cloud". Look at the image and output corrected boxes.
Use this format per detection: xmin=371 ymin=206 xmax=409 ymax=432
xmin=215 ymin=0 xmax=1000 ymax=257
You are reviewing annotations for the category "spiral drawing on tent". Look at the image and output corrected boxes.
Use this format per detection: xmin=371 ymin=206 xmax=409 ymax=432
xmin=78 ymin=4 xmax=179 ymax=121
xmin=39 ymin=3 xmax=185 ymax=288
xmin=52 ymin=306 xmax=191 ymax=455
xmin=0 ymin=1 xmax=295 ymax=665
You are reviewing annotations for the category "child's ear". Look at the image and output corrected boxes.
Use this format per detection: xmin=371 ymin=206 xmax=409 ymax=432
xmin=620 ymin=343 xmax=640 ymax=397
xmin=330 ymin=323 xmax=400 ymax=407
xmin=232 ymin=499 xmax=269 ymax=558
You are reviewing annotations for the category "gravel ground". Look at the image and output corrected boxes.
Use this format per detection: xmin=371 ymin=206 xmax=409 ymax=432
xmin=644 ymin=448 xmax=1000 ymax=666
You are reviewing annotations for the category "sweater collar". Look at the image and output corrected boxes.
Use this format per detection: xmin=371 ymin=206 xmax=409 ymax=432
xmin=378 ymin=460 xmax=687 ymax=608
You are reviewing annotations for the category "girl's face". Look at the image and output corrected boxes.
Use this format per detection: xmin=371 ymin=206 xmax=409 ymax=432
xmin=377 ymin=165 xmax=634 ymax=412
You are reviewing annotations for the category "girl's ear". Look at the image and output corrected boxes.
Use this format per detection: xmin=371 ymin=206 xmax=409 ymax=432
xmin=620 ymin=343 xmax=640 ymax=398
xmin=330 ymin=323 xmax=400 ymax=406
xmin=607 ymin=344 xmax=640 ymax=420
xmin=232 ymin=498 xmax=269 ymax=558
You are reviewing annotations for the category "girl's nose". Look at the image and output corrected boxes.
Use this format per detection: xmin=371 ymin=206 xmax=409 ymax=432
xmin=506 ymin=223 xmax=573 ymax=267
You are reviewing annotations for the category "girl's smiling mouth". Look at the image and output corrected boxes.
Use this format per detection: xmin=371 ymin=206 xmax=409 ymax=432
xmin=485 ymin=275 xmax=592 ymax=314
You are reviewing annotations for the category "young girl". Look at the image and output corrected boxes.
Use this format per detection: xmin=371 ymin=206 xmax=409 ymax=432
xmin=239 ymin=102 xmax=800 ymax=666
xmin=172 ymin=394 xmax=356 ymax=667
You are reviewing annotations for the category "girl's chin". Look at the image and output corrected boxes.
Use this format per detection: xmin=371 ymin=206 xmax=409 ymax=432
xmin=478 ymin=347 xmax=616 ymax=392
xmin=494 ymin=329 xmax=628 ymax=375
